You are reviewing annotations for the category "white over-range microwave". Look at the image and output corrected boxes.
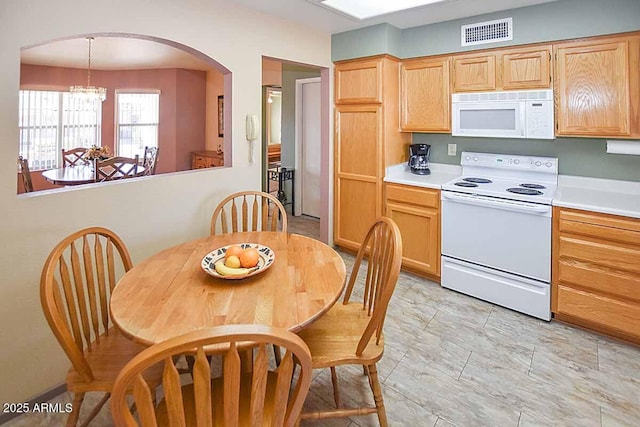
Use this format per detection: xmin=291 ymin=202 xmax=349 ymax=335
xmin=451 ymin=89 xmax=554 ymax=139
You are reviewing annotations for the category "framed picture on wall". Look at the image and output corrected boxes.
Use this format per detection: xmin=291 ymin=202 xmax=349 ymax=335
xmin=218 ymin=95 xmax=224 ymax=137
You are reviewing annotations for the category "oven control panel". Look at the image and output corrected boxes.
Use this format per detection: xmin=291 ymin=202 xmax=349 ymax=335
xmin=461 ymin=152 xmax=558 ymax=174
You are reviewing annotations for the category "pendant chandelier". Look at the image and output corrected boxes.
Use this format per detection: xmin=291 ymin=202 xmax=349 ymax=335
xmin=70 ymin=37 xmax=107 ymax=103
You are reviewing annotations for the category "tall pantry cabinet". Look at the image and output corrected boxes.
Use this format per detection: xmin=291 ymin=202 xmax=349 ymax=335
xmin=333 ymin=56 xmax=411 ymax=252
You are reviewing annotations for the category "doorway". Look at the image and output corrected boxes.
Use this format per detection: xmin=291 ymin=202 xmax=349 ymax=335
xmin=294 ymin=77 xmax=321 ymax=218
xmin=261 ymin=58 xmax=328 ymax=241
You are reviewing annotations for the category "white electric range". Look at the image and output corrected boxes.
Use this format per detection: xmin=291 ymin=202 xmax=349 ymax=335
xmin=440 ymin=152 xmax=558 ymax=320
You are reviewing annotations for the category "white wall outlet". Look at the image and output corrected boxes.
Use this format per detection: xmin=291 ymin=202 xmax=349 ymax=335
xmin=448 ymin=143 xmax=457 ymax=156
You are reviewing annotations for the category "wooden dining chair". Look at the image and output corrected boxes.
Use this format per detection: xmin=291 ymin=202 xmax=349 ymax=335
xmin=17 ymin=156 xmax=34 ymax=193
xmin=40 ymin=227 xmax=162 ymax=426
xmin=95 ymin=155 xmax=139 ymax=182
xmin=210 ymin=190 xmax=288 ymax=235
xmin=142 ymin=146 xmax=159 ymax=176
xmin=297 ymin=217 xmax=403 ymax=427
xmin=62 ymin=147 xmax=88 ymax=168
xmin=111 ymin=324 xmax=313 ymax=427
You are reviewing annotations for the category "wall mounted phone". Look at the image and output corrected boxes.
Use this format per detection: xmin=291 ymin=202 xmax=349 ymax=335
xmin=246 ymin=114 xmax=259 ymax=141
xmin=246 ymin=114 xmax=259 ymax=163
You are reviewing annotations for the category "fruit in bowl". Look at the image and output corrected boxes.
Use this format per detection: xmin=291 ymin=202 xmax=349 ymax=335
xmin=239 ymin=248 xmax=260 ymax=268
xmin=203 ymin=243 xmax=273 ymax=279
xmin=225 ymin=255 xmax=241 ymax=269
xmin=213 ymin=246 xmax=261 ymax=276
xmin=225 ymin=245 xmax=243 ymax=259
xmin=214 ymin=260 xmax=251 ymax=276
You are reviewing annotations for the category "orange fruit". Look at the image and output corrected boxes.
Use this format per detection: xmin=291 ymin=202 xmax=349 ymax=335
xmin=239 ymin=248 xmax=260 ymax=268
xmin=225 ymin=245 xmax=243 ymax=259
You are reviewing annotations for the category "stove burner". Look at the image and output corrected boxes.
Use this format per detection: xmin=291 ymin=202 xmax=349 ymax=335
xmin=520 ymin=183 xmax=546 ymax=189
xmin=463 ymin=177 xmax=493 ymax=184
xmin=454 ymin=182 xmax=479 ymax=188
xmin=507 ymin=187 xmax=543 ymax=196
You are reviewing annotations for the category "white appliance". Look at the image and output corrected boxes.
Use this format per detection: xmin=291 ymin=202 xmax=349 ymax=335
xmin=440 ymin=152 xmax=558 ymax=320
xmin=452 ymin=89 xmax=554 ymax=139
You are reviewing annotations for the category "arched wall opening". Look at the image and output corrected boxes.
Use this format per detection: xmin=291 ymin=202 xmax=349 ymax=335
xmin=18 ymin=33 xmax=232 ymax=193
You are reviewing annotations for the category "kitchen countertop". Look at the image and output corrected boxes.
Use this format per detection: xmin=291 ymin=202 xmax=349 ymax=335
xmin=385 ymin=163 xmax=640 ymax=219
xmin=384 ymin=163 xmax=461 ymax=189
xmin=553 ymin=175 xmax=640 ymax=219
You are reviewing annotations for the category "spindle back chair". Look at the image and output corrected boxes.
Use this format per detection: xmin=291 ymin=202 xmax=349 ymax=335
xmin=111 ymin=325 xmax=313 ymax=427
xmin=210 ymin=191 xmax=287 ymax=235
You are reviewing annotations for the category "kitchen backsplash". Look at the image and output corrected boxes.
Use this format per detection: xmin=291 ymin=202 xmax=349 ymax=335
xmin=413 ymin=133 xmax=640 ymax=182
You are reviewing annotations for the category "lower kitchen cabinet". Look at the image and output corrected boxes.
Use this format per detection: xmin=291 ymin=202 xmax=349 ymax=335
xmin=384 ymin=183 xmax=440 ymax=279
xmin=552 ymin=207 xmax=640 ymax=344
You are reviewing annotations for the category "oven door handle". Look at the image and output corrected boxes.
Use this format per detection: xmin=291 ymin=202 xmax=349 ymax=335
xmin=442 ymin=192 xmax=552 ymax=215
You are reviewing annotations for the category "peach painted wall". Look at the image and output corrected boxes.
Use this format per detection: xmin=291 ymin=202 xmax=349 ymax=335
xmin=262 ymin=58 xmax=282 ymax=86
xmin=175 ymin=69 xmax=207 ymax=170
xmin=20 ymin=64 xmax=208 ymax=174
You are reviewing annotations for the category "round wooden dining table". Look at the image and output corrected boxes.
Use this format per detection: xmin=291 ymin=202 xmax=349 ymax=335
xmin=110 ymin=231 xmax=347 ymax=345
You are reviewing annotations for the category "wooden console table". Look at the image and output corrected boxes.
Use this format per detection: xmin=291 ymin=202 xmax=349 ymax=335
xmin=192 ymin=150 xmax=223 ymax=169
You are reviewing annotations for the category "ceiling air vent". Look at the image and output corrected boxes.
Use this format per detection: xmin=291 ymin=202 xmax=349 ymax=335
xmin=461 ymin=17 xmax=512 ymax=46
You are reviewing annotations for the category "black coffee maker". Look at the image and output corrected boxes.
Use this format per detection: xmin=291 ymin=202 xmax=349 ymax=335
xmin=408 ymin=143 xmax=431 ymax=175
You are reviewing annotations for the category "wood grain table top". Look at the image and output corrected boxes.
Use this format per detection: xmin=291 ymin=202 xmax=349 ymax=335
xmin=110 ymin=232 xmax=347 ymax=346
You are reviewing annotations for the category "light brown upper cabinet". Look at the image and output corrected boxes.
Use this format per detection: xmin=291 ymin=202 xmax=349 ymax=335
xmin=501 ymin=47 xmax=552 ymax=90
xmin=453 ymin=54 xmax=496 ymax=92
xmin=555 ymin=34 xmax=640 ymax=138
xmin=335 ymin=58 xmax=382 ymax=104
xmin=400 ymin=58 xmax=451 ymax=132
xmin=452 ymin=45 xmax=552 ymax=92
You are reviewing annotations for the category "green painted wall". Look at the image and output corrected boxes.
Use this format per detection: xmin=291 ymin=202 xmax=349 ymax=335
xmin=401 ymin=0 xmax=640 ymax=58
xmin=413 ymin=134 xmax=640 ymax=182
xmin=331 ymin=0 xmax=640 ymax=182
xmin=332 ymin=0 xmax=640 ymax=61
xmin=332 ymin=23 xmax=402 ymax=61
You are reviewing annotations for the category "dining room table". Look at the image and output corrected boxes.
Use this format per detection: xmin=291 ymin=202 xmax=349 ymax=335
xmin=42 ymin=163 xmax=146 ymax=186
xmin=41 ymin=164 xmax=95 ymax=185
xmin=109 ymin=231 xmax=347 ymax=346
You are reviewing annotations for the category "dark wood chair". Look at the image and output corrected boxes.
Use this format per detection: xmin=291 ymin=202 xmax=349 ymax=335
xmin=95 ymin=155 xmax=139 ymax=182
xmin=298 ymin=217 xmax=403 ymax=426
xmin=62 ymin=148 xmax=88 ymax=168
xmin=142 ymin=146 xmax=159 ymax=175
xmin=17 ymin=156 xmax=33 ymax=193
xmin=40 ymin=227 xmax=162 ymax=426
xmin=111 ymin=325 xmax=313 ymax=427
xmin=210 ymin=191 xmax=288 ymax=235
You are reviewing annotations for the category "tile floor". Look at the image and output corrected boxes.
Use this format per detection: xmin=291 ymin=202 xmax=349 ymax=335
xmin=6 ymin=215 xmax=640 ymax=427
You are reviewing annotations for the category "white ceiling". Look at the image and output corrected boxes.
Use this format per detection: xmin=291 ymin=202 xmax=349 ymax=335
xmin=22 ymin=0 xmax=561 ymax=69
